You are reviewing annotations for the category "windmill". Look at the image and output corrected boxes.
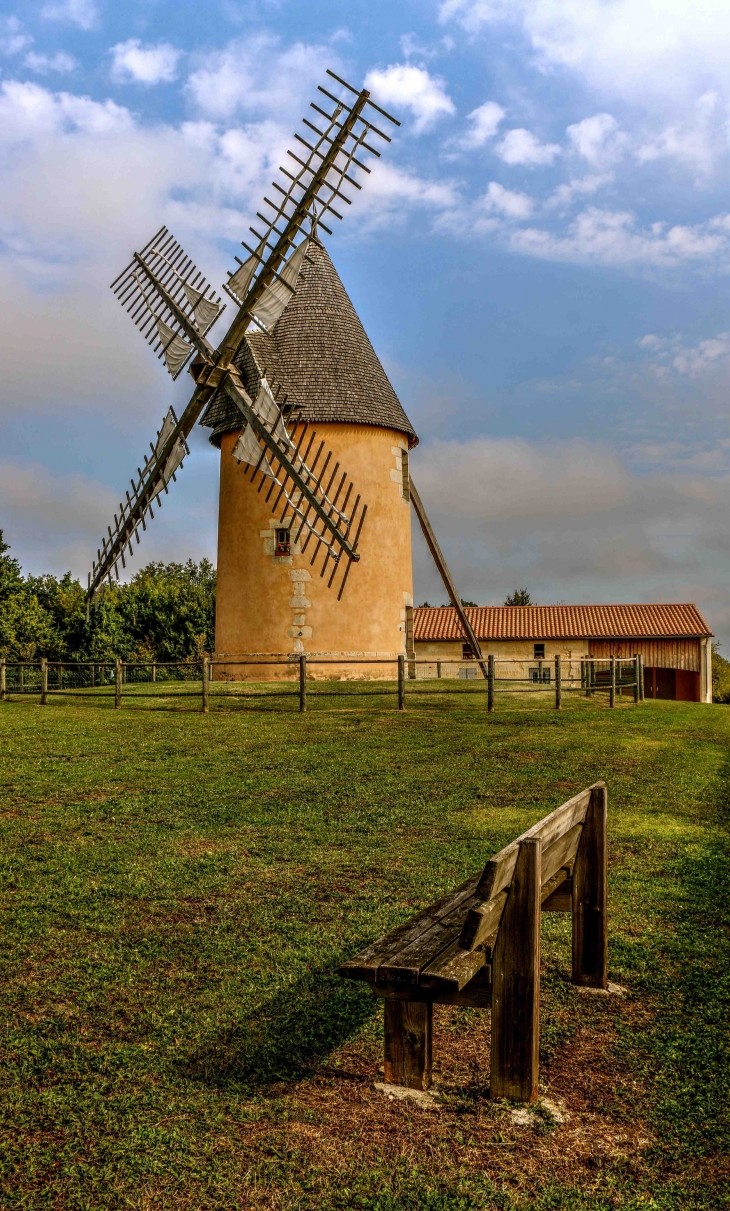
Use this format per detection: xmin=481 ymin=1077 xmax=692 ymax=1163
xmin=88 ymin=70 xmax=487 ymax=677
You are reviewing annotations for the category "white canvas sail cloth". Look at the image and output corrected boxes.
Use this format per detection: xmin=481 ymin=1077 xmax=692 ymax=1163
xmin=231 ymin=379 xmax=288 ymax=478
xmin=180 ymin=282 xmax=222 ymax=334
xmin=253 ymin=238 xmax=309 ymax=330
xmin=155 ymin=317 xmax=194 ymax=379
xmin=226 ymin=238 xmax=309 ymax=329
xmin=226 ymin=238 xmax=267 ymax=305
xmin=149 ymin=408 xmax=188 ymax=497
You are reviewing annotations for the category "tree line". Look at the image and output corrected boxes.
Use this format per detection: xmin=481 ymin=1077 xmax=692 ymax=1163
xmin=0 ymin=531 xmax=215 ymax=663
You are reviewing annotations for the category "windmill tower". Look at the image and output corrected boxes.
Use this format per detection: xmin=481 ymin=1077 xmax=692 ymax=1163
xmin=200 ymin=235 xmax=416 ymax=675
xmin=87 ymin=71 xmax=489 ymax=679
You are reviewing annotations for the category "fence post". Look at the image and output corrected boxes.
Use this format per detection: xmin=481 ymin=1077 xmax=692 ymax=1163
xmin=609 ymin=657 xmax=616 ymax=708
xmin=572 ymin=782 xmax=608 ymax=988
xmin=40 ymin=657 xmax=48 ymax=706
xmin=0 ymin=658 xmax=5 ymax=701
xmin=555 ymin=655 xmax=562 ymax=710
xmin=299 ymin=653 xmax=307 ymax=713
xmin=398 ymin=654 xmax=405 ymax=711
xmin=633 ymin=654 xmax=641 ymax=704
xmin=490 ymin=837 xmax=541 ymax=1103
xmin=436 ymin=660 xmax=442 ymax=679
xmin=639 ymin=655 xmax=645 ymax=701
xmin=202 ymin=657 xmax=210 ymax=714
xmin=115 ymin=659 xmax=122 ymax=710
xmin=488 ymin=654 xmax=495 ymax=713
xmin=152 ymin=662 xmax=157 ymax=683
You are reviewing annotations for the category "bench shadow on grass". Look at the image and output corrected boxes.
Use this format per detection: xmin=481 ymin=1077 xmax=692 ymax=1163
xmin=183 ymin=961 xmax=377 ymax=1091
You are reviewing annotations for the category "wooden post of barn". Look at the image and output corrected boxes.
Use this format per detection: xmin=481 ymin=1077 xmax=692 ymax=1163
xmin=609 ymin=657 xmax=616 ymax=708
xmin=572 ymin=782 xmax=608 ymax=988
xmin=488 ymin=654 xmax=495 ymax=713
xmin=397 ymin=654 xmax=405 ymax=711
xmin=384 ymin=1000 xmax=432 ymax=1092
xmin=555 ymin=655 xmax=562 ymax=710
xmin=633 ymin=655 xmax=641 ymax=704
xmin=490 ymin=837 xmax=541 ymax=1103
xmin=115 ymin=659 xmax=122 ymax=710
xmin=0 ymin=658 xmax=5 ymax=701
xmin=40 ymin=658 xmax=48 ymax=706
xmin=299 ymin=654 xmax=307 ymax=713
xmin=201 ymin=657 xmax=210 ymax=714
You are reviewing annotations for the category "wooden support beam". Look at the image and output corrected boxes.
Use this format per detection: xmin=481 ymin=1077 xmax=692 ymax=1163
xmin=384 ymin=1000 xmax=432 ymax=1091
xmin=572 ymin=782 xmax=608 ymax=988
xmin=409 ymin=477 xmax=488 ymax=678
xmin=299 ymin=653 xmax=307 ymax=713
xmin=490 ymin=837 xmax=541 ymax=1103
xmin=202 ymin=656 xmax=210 ymax=714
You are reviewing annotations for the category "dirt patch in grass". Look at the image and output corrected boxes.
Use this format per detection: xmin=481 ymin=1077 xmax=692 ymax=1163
xmin=236 ymin=1001 xmax=661 ymax=1209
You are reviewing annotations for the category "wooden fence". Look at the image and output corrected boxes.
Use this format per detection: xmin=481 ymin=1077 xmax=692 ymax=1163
xmin=0 ymin=655 xmax=643 ymax=713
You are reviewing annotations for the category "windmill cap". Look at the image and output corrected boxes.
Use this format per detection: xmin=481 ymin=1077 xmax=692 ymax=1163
xmin=200 ymin=239 xmax=418 ymax=448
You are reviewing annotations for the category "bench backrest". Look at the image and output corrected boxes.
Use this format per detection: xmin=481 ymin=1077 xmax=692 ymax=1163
xmin=459 ymin=781 xmax=606 ymax=951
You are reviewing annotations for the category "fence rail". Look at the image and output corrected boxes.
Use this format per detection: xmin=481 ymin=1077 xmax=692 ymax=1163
xmin=0 ymin=654 xmax=644 ymax=713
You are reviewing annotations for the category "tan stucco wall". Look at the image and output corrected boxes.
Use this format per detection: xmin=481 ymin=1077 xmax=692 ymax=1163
xmin=414 ymin=638 xmax=590 ymax=682
xmin=214 ymin=423 xmax=413 ymax=680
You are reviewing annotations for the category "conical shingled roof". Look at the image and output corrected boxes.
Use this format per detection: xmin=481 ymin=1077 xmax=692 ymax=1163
xmin=199 ymin=239 xmax=417 ymax=448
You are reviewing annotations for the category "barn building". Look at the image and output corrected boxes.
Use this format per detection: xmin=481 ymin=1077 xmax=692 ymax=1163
xmin=409 ymin=604 xmax=713 ymax=703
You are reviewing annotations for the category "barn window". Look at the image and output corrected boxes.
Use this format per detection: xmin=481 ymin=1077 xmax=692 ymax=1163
xmin=275 ymin=528 xmax=291 ymax=557
xmin=462 ymin=643 xmax=473 ymax=660
xmin=534 ymin=643 xmax=545 ymax=658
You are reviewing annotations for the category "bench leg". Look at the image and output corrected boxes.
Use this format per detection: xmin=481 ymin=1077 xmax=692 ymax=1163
xmin=384 ymin=1000 xmax=432 ymax=1091
xmin=572 ymin=782 xmax=608 ymax=988
xmin=490 ymin=837 xmax=541 ymax=1103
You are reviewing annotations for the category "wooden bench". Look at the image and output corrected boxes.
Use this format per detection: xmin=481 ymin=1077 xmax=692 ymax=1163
xmin=339 ymin=782 xmax=607 ymax=1103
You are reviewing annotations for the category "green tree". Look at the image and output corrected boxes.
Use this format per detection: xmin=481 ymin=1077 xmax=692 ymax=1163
xmin=504 ymin=588 xmax=533 ymax=606
xmin=712 ymin=642 xmax=730 ymax=704
xmin=0 ymin=531 xmax=217 ymax=663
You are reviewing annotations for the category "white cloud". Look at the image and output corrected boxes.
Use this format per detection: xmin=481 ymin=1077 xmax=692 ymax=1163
xmin=351 ymin=161 xmax=458 ymax=230
xmin=110 ymin=39 xmax=182 ymax=86
xmin=187 ymin=34 xmax=334 ymax=121
xmin=412 ymin=433 xmax=730 ymax=641
xmin=460 ymin=99 xmax=505 ymax=148
xmin=639 ymin=330 xmax=730 ymax=378
xmin=439 ymin=0 xmax=730 ymax=108
xmin=567 ymin=113 xmax=625 ymax=167
xmin=509 ymin=206 xmax=730 ymax=268
xmin=24 ymin=51 xmax=77 ymax=74
xmin=497 ymin=127 xmax=561 ymax=166
xmin=482 ymin=180 xmax=533 ymax=218
xmin=364 ymin=63 xmax=456 ymax=133
xmin=0 ymin=17 xmax=31 ymax=56
xmin=41 ymin=0 xmax=97 ymax=31
xmin=548 ymin=173 xmax=612 ymax=209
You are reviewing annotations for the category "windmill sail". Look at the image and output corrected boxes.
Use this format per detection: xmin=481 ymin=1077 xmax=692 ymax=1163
xmin=251 ymin=238 xmax=309 ymax=330
xmin=87 ymin=71 xmax=400 ymax=603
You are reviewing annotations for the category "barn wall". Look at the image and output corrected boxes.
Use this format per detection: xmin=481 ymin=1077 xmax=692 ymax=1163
xmin=587 ymin=638 xmax=701 ymax=672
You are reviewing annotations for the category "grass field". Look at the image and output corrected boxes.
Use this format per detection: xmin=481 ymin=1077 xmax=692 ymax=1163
xmin=0 ymin=691 xmax=728 ymax=1209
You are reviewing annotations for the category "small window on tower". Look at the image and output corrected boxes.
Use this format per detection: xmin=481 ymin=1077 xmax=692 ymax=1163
xmin=275 ymin=528 xmax=291 ymax=557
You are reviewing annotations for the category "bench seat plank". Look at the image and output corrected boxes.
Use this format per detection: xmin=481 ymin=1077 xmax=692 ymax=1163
xmin=338 ymin=871 xmax=480 ymax=983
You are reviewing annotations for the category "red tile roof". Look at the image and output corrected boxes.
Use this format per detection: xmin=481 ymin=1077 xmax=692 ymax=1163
xmin=414 ymin=604 xmax=712 ymax=642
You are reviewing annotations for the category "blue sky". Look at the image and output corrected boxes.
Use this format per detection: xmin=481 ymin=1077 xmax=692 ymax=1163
xmin=4 ymin=0 xmax=730 ymax=642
